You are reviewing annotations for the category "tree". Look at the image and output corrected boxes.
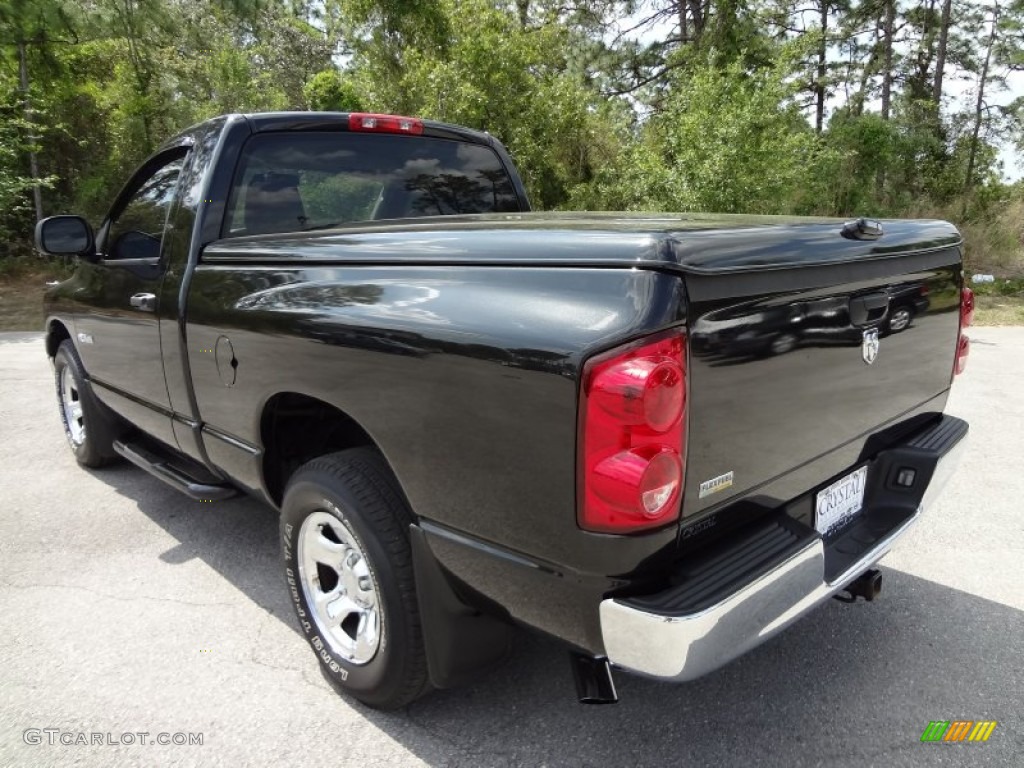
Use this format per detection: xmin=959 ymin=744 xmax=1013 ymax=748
xmin=0 ymin=0 xmax=1022 ymax=272
xmin=344 ymin=0 xmax=608 ymax=208
xmin=963 ymin=1 xmax=1001 ymax=208
xmin=574 ymin=58 xmax=829 ymax=214
xmin=0 ymin=0 xmax=76 ymax=221
xmin=933 ymin=0 xmax=954 ymax=100
xmin=0 ymin=84 xmax=54 ymax=251
xmin=304 ymin=70 xmax=363 ymax=111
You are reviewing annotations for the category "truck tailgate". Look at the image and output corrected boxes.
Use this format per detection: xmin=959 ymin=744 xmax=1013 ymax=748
xmin=679 ymin=224 xmax=963 ymax=520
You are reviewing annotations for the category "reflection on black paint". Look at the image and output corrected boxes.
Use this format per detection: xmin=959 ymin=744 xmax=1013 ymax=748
xmin=691 ymin=279 xmax=939 ymax=365
xmin=235 ymin=283 xmax=384 ymax=311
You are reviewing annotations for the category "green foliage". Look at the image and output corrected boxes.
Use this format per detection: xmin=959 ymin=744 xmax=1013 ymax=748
xmin=652 ymin=61 xmax=822 ymax=214
xmin=0 ymin=84 xmax=56 ymax=255
xmin=954 ymin=195 xmax=1024 ymax=276
xmin=344 ymin=0 xmax=605 ymax=209
xmin=0 ymin=99 xmax=35 ymax=246
xmin=816 ymin=110 xmax=900 ymax=215
xmin=343 ymin=0 xmax=452 ymax=63
xmin=1 ymin=0 xmax=1023 ymax=278
xmin=971 ymin=276 xmax=1024 ymax=296
xmin=304 ymin=70 xmax=363 ymax=112
xmin=573 ymin=60 xmax=827 ymax=215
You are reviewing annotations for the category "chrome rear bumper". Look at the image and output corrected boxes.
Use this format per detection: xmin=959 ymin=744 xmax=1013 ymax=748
xmin=599 ymin=425 xmax=967 ymax=681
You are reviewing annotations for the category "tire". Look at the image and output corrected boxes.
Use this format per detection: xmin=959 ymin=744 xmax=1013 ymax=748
xmin=53 ymin=339 xmax=119 ymax=468
xmin=280 ymin=448 xmax=430 ymax=710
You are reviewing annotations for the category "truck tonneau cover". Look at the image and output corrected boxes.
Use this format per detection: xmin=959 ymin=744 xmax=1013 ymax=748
xmin=203 ymin=212 xmax=962 ymax=273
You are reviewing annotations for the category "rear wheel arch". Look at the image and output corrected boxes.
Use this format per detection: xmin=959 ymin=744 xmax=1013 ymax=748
xmin=258 ymin=392 xmax=408 ymax=510
xmin=262 ymin=392 xmax=512 ymax=699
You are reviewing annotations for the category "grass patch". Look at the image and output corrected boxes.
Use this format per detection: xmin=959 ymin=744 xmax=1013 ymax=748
xmin=974 ymin=295 xmax=1024 ymax=326
xmin=970 ymin=276 xmax=1024 ymax=297
xmin=972 ymin=278 xmax=1024 ymax=326
xmin=958 ymin=198 xmax=1024 ymax=278
xmin=909 ymin=196 xmax=1024 ymax=278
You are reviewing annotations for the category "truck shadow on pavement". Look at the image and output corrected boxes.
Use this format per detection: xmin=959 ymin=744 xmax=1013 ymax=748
xmin=95 ymin=464 xmax=1023 ymax=768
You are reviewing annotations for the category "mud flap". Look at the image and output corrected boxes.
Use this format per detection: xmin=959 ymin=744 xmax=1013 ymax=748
xmin=410 ymin=524 xmax=512 ymax=689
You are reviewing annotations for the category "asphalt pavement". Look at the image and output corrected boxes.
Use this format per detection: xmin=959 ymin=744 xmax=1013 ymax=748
xmin=0 ymin=328 xmax=1022 ymax=767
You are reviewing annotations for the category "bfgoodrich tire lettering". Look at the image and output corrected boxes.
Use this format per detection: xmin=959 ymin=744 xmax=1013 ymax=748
xmin=280 ymin=448 xmax=430 ymax=710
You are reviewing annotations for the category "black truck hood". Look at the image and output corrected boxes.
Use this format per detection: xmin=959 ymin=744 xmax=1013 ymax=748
xmin=204 ymin=212 xmax=962 ymax=273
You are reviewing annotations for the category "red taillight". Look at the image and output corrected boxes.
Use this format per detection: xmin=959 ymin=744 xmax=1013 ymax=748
xmin=578 ymin=333 xmax=687 ymax=533
xmin=955 ymin=284 xmax=974 ymax=376
xmin=348 ymin=113 xmax=424 ymax=135
xmin=961 ymin=285 xmax=975 ymax=328
xmin=955 ymin=334 xmax=970 ymax=375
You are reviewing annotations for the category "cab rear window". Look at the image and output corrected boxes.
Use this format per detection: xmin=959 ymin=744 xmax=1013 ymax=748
xmin=223 ymin=132 xmax=521 ymax=237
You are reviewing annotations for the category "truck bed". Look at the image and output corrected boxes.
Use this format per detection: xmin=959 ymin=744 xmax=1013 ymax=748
xmin=206 ymin=211 xmax=964 ymax=529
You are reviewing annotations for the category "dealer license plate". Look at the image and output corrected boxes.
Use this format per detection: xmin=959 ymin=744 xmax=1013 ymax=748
xmin=815 ymin=466 xmax=868 ymax=535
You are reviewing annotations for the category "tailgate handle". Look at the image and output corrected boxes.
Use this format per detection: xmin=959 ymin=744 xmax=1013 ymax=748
xmin=841 ymin=218 xmax=884 ymax=241
xmin=849 ymin=293 xmax=889 ymax=326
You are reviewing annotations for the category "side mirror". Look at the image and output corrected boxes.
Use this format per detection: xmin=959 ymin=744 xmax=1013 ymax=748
xmin=34 ymin=215 xmax=95 ymax=258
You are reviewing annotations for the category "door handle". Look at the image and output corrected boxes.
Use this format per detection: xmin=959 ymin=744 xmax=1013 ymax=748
xmin=129 ymin=293 xmax=157 ymax=312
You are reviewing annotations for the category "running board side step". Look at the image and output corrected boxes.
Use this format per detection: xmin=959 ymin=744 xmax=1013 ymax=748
xmin=113 ymin=439 xmax=238 ymax=501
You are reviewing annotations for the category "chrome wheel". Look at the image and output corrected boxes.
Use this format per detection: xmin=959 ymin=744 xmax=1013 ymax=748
xmin=60 ymin=365 xmax=85 ymax=446
xmin=298 ymin=509 xmax=382 ymax=665
xmin=889 ymin=307 xmax=912 ymax=332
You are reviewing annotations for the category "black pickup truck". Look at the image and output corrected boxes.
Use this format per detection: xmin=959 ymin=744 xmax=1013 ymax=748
xmin=38 ymin=112 xmax=971 ymax=709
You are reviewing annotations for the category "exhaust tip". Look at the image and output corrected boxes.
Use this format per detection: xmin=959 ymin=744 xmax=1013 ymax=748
xmin=864 ymin=570 xmax=883 ymax=601
xmin=569 ymin=653 xmax=618 ymax=704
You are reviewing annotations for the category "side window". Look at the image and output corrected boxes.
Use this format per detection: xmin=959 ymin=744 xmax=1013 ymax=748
xmin=104 ymin=152 xmax=187 ymax=261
